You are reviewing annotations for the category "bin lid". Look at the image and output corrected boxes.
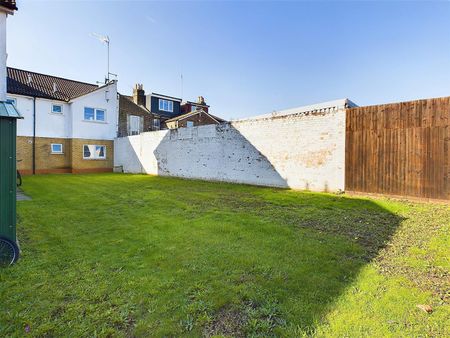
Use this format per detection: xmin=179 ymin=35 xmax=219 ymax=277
xmin=0 ymin=101 xmax=23 ymax=119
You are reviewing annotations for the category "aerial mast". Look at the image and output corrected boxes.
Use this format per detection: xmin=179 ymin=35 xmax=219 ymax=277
xmin=91 ymin=33 xmax=111 ymax=83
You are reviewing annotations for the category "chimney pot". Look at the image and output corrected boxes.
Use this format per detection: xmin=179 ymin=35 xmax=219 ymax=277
xmin=197 ymin=96 xmax=205 ymax=105
xmin=133 ymin=84 xmax=146 ymax=106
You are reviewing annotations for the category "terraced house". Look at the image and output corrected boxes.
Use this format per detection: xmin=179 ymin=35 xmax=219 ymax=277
xmin=7 ymin=68 xmax=118 ymax=174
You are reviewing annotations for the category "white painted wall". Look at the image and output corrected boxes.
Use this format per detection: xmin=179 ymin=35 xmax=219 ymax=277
xmin=115 ymin=101 xmax=348 ymax=192
xmin=12 ymin=95 xmax=34 ymax=136
xmin=36 ymin=99 xmax=70 ymax=138
xmin=0 ymin=12 xmax=7 ymax=101
xmin=13 ymin=81 xmax=118 ymax=140
xmin=70 ymin=82 xmax=118 ymax=140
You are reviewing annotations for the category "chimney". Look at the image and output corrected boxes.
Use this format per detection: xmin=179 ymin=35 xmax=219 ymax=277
xmin=197 ymin=96 xmax=206 ymax=105
xmin=133 ymin=84 xmax=146 ymax=106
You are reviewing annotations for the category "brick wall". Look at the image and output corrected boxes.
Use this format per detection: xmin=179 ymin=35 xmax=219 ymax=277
xmin=115 ymin=107 xmax=346 ymax=192
xmin=71 ymin=138 xmax=114 ymax=173
xmin=17 ymin=137 xmax=113 ymax=174
xmin=118 ymin=95 xmax=154 ymax=137
xmin=178 ymin=112 xmax=219 ymax=128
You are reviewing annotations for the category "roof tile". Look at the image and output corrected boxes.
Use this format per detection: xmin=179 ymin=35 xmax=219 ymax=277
xmin=7 ymin=67 xmax=99 ymax=101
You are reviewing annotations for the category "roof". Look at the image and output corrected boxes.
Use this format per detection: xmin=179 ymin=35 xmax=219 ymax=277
xmin=239 ymin=98 xmax=358 ymax=121
xmin=183 ymin=101 xmax=210 ymax=108
xmin=165 ymin=109 xmax=226 ymax=123
xmin=0 ymin=0 xmax=17 ymax=11
xmin=7 ymin=67 xmax=100 ymax=102
xmin=151 ymin=92 xmax=182 ymax=102
xmin=0 ymin=101 xmax=22 ymax=119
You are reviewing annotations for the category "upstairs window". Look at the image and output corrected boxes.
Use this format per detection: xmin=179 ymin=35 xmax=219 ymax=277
xmin=191 ymin=105 xmax=197 ymax=112
xmin=186 ymin=121 xmax=194 ymax=128
xmin=51 ymin=104 xmax=63 ymax=114
xmin=83 ymin=145 xmax=106 ymax=160
xmin=84 ymin=107 xmax=106 ymax=122
xmin=159 ymin=99 xmax=173 ymax=112
xmin=6 ymin=97 xmax=16 ymax=107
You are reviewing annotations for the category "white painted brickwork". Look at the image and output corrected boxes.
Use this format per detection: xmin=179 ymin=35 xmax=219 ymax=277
xmin=115 ymin=100 xmax=349 ymax=192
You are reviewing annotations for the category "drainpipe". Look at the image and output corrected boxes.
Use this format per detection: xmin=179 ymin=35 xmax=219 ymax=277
xmin=32 ymin=97 xmax=36 ymax=175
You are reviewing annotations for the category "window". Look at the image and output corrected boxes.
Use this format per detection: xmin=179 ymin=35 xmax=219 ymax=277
xmin=153 ymin=118 xmax=160 ymax=130
xmin=84 ymin=107 xmax=106 ymax=122
xmin=158 ymin=99 xmax=173 ymax=112
xmin=51 ymin=143 xmax=63 ymax=154
xmin=6 ymin=97 xmax=16 ymax=107
xmin=186 ymin=121 xmax=194 ymax=128
xmin=128 ymin=115 xmax=143 ymax=136
xmin=83 ymin=145 xmax=106 ymax=160
xmin=191 ymin=105 xmax=197 ymax=112
xmin=51 ymin=104 xmax=63 ymax=114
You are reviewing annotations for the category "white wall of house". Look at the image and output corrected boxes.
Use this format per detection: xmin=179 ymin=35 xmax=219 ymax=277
xmin=0 ymin=12 xmax=7 ymax=101
xmin=115 ymin=100 xmax=350 ymax=192
xmin=11 ymin=81 xmax=118 ymax=140
xmin=36 ymin=99 xmax=70 ymax=138
xmin=10 ymin=94 xmax=34 ymax=136
xmin=70 ymin=82 xmax=118 ymax=140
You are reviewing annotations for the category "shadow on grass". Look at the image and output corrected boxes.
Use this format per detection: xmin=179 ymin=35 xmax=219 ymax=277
xmin=181 ymin=185 xmax=405 ymax=337
xmin=8 ymin=175 xmax=404 ymax=337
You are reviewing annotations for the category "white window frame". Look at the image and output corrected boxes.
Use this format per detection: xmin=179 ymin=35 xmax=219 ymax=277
xmin=153 ymin=118 xmax=160 ymax=130
xmin=6 ymin=97 xmax=16 ymax=107
xmin=158 ymin=99 xmax=173 ymax=112
xmin=129 ymin=115 xmax=142 ymax=136
xmin=51 ymin=103 xmax=63 ymax=114
xmin=83 ymin=107 xmax=107 ymax=122
xmin=83 ymin=144 xmax=107 ymax=160
xmin=51 ymin=143 xmax=63 ymax=154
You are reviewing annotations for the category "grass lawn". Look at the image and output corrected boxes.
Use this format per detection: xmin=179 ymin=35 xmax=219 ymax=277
xmin=0 ymin=173 xmax=448 ymax=337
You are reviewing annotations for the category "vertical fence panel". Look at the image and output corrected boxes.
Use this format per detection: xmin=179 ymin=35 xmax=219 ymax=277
xmin=346 ymin=97 xmax=450 ymax=201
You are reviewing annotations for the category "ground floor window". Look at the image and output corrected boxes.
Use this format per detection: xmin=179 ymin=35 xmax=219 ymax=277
xmin=83 ymin=145 xmax=106 ymax=160
xmin=186 ymin=121 xmax=194 ymax=128
xmin=51 ymin=143 xmax=63 ymax=154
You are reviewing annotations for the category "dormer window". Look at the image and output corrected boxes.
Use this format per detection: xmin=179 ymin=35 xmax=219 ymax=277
xmin=191 ymin=105 xmax=197 ymax=112
xmin=159 ymin=99 xmax=173 ymax=112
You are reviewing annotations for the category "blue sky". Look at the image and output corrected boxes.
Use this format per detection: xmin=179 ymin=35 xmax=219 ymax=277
xmin=7 ymin=0 xmax=450 ymax=119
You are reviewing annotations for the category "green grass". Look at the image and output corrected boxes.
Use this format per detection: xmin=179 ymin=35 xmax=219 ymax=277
xmin=1 ymin=173 xmax=448 ymax=337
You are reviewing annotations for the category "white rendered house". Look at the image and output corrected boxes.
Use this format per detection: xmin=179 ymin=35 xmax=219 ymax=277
xmin=7 ymin=67 xmax=118 ymax=174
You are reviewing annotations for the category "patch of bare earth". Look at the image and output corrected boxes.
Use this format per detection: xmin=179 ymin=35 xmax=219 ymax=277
xmin=374 ymin=204 xmax=450 ymax=303
xmin=203 ymin=307 xmax=247 ymax=338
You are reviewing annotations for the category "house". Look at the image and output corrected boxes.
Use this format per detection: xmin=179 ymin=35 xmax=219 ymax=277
xmin=180 ymin=96 xmax=209 ymax=115
xmin=118 ymin=84 xmax=161 ymax=137
xmin=7 ymin=67 xmax=118 ymax=174
xmin=165 ymin=109 xmax=226 ymax=129
xmin=119 ymin=84 xmax=182 ymax=131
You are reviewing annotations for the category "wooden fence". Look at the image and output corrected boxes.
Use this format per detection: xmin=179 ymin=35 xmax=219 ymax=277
xmin=345 ymin=97 xmax=450 ymax=201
